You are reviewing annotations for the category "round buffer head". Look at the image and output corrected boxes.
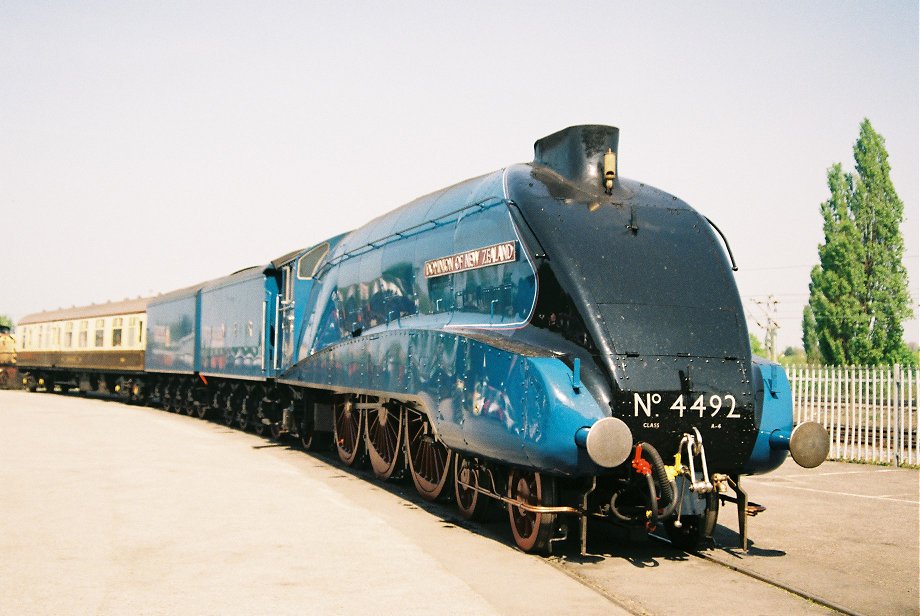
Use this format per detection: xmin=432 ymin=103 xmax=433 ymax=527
xmin=789 ymin=421 xmax=830 ymax=469
xmin=585 ymin=417 xmax=633 ymax=468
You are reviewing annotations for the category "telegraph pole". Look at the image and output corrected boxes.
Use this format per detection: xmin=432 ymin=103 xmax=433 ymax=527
xmin=751 ymin=295 xmax=780 ymax=361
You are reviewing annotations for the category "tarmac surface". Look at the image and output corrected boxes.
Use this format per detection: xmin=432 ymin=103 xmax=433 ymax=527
xmin=0 ymin=390 xmax=917 ymax=616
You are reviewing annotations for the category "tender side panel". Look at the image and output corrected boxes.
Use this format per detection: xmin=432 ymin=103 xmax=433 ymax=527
xmin=200 ymin=274 xmax=274 ymax=379
xmin=146 ymin=294 xmax=199 ymax=374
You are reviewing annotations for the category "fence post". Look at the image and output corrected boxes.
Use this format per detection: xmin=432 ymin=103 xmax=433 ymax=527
xmin=894 ymin=364 xmax=902 ymax=468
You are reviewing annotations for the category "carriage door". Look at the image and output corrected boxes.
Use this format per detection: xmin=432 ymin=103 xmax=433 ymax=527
xmin=278 ymin=263 xmax=296 ymax=370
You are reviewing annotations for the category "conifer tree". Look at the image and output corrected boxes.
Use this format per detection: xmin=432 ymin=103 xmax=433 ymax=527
xmin=805 ymin=119 xmax=915 ymax=365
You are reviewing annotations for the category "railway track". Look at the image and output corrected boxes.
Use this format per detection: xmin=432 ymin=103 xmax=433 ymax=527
xmin=673 ymin=544 xmax=862 ymax=616
xmin=542 ymin=532 xmax=863 ymax=616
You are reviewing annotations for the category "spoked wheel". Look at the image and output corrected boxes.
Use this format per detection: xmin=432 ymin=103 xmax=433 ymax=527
xmin=222 ymin=391 xmax=236 ymax=426
xmin=253 ymin=395 xmax=270 ymax=436
xmin=298 ymin=419 xmax=313 ymax=449
xmin=666 ymin=492 xmax=720 ymax=551
xmin=170 ymin=381 xmax=183 ymax=413
xmin=183 ymin=385 xmax=196 ymax=416
xmin=295 ymin=400 xmax=314 ymax=448
xmin=454 ymin=454 xmax=487 ymax=520
xmin=507 ymin=469 xmax=558 ymax=554
xmin=131 ymin=382 xmax=147 ymax=406
xmin=162 ymin=382 xmax=176 ymax=412
xmin=174 ymin=384 xmax=185 ymax=414
xmin=172 ymin=384 xmax=184 ymax=413
xmin=365 ymin=401 xmax=404 ymax=480
xmin=150 ymin=383 xmax=161 ymax=407
xmin=333 ymin=396 xmax=364 ymax=466
xmin=252 ymin=397 xmax=266 ymax=436
xmin=236 ymin=391 xmax=253 ymax=431
xmin=196 ymin=392 xmax=210 ymax=419
xmin=405 ymin=408 xmax=451 ymax=501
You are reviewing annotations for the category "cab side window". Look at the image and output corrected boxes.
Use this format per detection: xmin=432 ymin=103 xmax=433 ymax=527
xmin=297 ymin=243 xmax=330 ymax=279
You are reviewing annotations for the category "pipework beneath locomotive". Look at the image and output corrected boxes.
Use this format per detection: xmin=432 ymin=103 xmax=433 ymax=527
xmin=569 ymin=391 xmax=830 ymax=552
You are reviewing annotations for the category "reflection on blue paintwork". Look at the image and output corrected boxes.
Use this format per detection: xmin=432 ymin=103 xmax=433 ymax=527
xmin=286 ymin=327 xmax=605 ymax=475
xmin=146 ymin=290 xmax=199 ymax=373
xmin=298 ymin=171 xmax=538 ymax=362
xmin=199 ymin=268 xmax=275 ymax=379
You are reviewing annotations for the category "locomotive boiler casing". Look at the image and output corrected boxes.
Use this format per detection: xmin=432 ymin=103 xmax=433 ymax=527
xmin=283 ymin=171 xmax=611 ymax=474
xmin=283 ymin=124 xmax=796 ymax=479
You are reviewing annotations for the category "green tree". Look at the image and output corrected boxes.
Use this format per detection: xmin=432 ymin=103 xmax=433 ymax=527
xmin=801 ymin=305 xmax=822 ymax=364
xmin=805 ymin=119 xmax=915 ymax=366
xmin=748 ymin=333 xmax=766 ymax=357
xmin=0 ymin=314 xmax=12 ymax=329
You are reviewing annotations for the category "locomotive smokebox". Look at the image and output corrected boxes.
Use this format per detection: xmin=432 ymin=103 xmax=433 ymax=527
xmin=534 ymin=125 xmax=619 ymax=191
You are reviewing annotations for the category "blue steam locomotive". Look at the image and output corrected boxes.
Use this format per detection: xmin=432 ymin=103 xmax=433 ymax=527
xmin=18 ymin=125 xmax=829 ymax=554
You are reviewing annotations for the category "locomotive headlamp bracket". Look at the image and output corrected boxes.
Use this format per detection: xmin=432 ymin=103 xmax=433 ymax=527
xmin=603 ymin=148 xmax=617 ymax=194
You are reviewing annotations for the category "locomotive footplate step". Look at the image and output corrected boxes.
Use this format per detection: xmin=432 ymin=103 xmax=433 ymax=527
xmin=718 ymin=493 xmax=767 ymax=517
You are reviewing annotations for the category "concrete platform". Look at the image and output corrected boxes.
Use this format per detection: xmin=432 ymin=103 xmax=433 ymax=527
xmin=711 ymin=458 xmax=919 ymax=616
xmin=0 ymin=391 xmax=625 ymax=616
xmin=1 ymin=390 xmax=917 ymax=615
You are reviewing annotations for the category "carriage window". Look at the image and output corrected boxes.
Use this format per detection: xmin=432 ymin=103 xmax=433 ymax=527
xmin=64 ymin=322 xmax=73 ymax=347
xmin=112 ymin=318 xmax=123 ymax=347
xmin=297 ymin=243 xmax=330 ymax=279
xmin=127 ymin=317 xmax=138 ymax=348
xmin=138 ymin=320 xmax=144 ymax=344
xmin=78 ymin=321 xmax=88 ymax=348
xmin=52 ymin=326 xmax=61 ymax=347
xmin=95 ymin=319 xmax=105 ymax=347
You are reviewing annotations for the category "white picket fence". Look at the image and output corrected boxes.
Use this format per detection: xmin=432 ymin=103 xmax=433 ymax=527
xmin=787 ymin=365 xmax=919 ymax=466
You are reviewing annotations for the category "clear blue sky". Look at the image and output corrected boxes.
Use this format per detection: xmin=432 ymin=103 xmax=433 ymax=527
xmin=2 ymin=1 xmax=917 ymax=350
